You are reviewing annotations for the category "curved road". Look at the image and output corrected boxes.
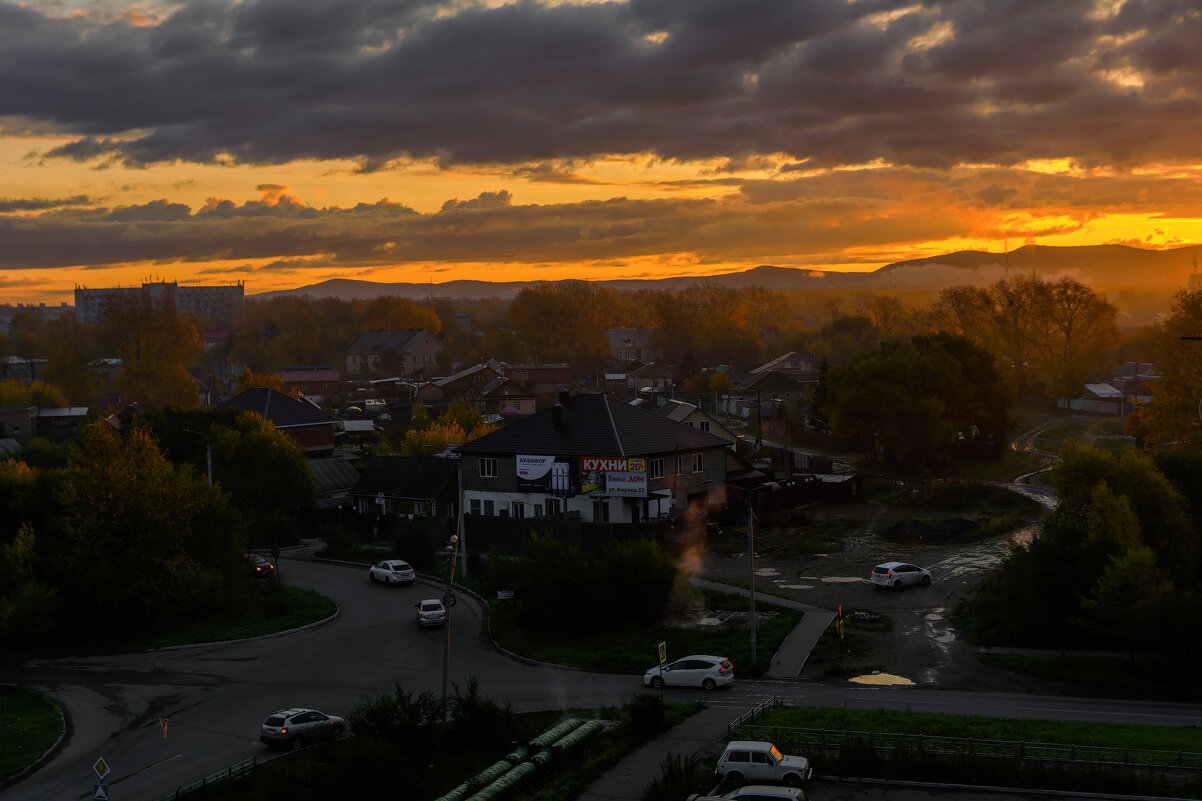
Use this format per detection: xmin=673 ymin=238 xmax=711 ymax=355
xmin=5 ymin=555 xmax=1202 ymax=801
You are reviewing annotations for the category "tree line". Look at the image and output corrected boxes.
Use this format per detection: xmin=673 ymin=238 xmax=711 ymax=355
xmin=2 ymin=275 xmax=1135 ymax=413
xmin=0 ymin=409 xmax=315 ymax=645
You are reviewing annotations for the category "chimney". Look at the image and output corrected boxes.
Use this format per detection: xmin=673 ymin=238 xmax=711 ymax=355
xmin=552 ymin=401 xmax=564 ymax=430
xmin=558 ymin=390 xmax=570 ymax=405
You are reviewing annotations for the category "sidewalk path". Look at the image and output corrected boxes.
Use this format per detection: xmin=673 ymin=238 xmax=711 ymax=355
xmin=576 ymin=705 xmax=733 ymax=801
xmin=690 ymin=577 xmax=835 ymax=680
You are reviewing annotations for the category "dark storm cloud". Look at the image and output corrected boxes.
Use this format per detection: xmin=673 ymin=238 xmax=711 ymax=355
xmin=0 ymin=195 xmax=92 ymax=212
xmin=3 ymin=0 xmax=1199 ymax=170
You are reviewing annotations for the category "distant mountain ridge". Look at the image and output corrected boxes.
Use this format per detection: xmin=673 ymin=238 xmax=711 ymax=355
xmin=253 ymin=244 xmax=1200 ymax=301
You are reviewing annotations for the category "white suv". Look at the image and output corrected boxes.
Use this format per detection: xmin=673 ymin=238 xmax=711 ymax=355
xmin=715 ymin=741 xmax=812 ymax=787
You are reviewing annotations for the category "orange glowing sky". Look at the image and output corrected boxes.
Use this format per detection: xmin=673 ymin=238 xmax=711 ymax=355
xmin=3 ymin=0 xmax=1202 ymax=305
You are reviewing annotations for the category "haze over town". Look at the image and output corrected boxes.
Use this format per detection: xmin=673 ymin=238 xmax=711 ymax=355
xmin=3 ymin=0 xmax=1202 ymax=305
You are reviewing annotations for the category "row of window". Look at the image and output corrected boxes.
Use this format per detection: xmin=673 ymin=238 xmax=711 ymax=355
xmin=478 ymin=454 xmax=705 ymax=479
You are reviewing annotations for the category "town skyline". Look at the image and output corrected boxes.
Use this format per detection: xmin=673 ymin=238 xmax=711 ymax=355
xmin=4 ymin=0 xmax=1202 ymax=306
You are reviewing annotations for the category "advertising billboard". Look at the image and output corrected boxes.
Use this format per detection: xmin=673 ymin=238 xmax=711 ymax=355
xmin=580 ymin=456 xmax=648 ymax=498
xmin=516 ymin=455 xmax=577 ymax=495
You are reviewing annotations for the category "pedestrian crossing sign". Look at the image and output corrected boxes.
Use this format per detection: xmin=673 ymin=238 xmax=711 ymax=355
xmin=657 ymin=641 xmax=667 ymax=665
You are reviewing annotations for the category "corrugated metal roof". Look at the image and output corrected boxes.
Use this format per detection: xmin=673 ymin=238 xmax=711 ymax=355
xmin=351 ymin=456 xmax=457 ymax=499
xmin=219 ymin=387 xmax=336 ymax=428
xmin=459 ymin=392 xmax=728 ymax=457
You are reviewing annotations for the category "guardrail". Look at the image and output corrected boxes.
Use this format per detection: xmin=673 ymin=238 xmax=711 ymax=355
xmin=728 ymin=723 xmax=1202 ymax=772
xmin=726 ymin=695 xmax=784 ymax=739
xmin=154 ymin=755 xmax=257 ymax=801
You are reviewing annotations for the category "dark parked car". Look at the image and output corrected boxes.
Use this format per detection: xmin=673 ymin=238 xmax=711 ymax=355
xmin=245 ymin=553 xmax=275 ymax=579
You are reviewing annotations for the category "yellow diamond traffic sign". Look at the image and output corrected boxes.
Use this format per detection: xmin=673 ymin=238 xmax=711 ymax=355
xmin=93 ymin=757 xmax=110 ymax=781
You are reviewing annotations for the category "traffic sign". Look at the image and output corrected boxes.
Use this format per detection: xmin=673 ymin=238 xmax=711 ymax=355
xmin=93 ymin=757 xmax=110 ymax=781
xmin=657 ymin=640 xmax=667 ymax=665
xmin=93 ymin=783 xmax=108 ymax=801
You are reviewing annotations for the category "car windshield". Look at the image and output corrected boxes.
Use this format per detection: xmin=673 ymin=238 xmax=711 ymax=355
xmin=422 ymin=603 xmax=441 ymax=612
xmin=769 ymin=744 xmax=783 ymax=761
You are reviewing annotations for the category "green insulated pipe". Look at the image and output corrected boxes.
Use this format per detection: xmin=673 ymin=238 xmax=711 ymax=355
xmin=528 ymin=718 xmax=584 ymax=749
xmin=463 ymin=760 xmax=537 ymax=801
xmin=503 ymin=746 xmax=529 ymax=765
xmin=432 ymin=756 xmax=520 ymax=801
xmin=529 ymin=747 xmax=555 ymax=767
xmin=550 ymin=719 xmax=604 ymax=754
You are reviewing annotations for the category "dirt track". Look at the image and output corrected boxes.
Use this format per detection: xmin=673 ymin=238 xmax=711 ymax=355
xmin=696 ymin=498 xmax=1069 ymax=693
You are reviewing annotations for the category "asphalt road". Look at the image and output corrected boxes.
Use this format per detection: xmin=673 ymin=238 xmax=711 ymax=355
xmin=5 ymin=556 xmax=1202 ymax=801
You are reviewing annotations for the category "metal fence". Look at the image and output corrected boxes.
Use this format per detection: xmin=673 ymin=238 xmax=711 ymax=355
xmin=729 ymin=716 xmax=1202 ymax=773
xmin=154 ymin=755 xmax=257 ymax=801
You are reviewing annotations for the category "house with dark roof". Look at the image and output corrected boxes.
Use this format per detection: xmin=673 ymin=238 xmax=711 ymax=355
xmin=751 ymin=352 xmax=819 ymax=379
xmin=416 ymin=364 xmax=503 ymax=405
xmin=219 ymin=387 xmax=338 ymax=455
xmin=497 ymin=363 xmax=572 ymax=395
xmin=722 ymin=369 xmax=810 ymax=420
xmin=281 ymin=365 xmax=341 ymax=403
xmin=605 ymin=327 xmax=660 ymax=363
xmin=350 ymin=456 xmax=459 ymax=518
xmin=458 ymin=392 xmax=734 ymax=531
xmin=472 ymin=376 xmax=538 ymax=416
xmin=627 ymin=363 xmax=675 ymax=397
xmin=655 ymin=399 xmax=738 ymax=446
xmin=345 ymin=330 xmax=445 ymax=377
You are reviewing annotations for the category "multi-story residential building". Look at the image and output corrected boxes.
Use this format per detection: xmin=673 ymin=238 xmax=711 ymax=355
xmin=74 ymin=281 xmax=245 ymax=324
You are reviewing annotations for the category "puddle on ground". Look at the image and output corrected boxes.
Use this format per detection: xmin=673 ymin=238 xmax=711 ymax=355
xmin=697 ymin=617 xmax=722 ymax=627
xmin=756 ymin=568 xmax=781 ymax=577
xmin=777 ymin=583 xmax=813 ymax=589
xmin=849 ymin=672 xmax=915 ymax=686
xmin=821 ymin=576 xmax=865 ymax=583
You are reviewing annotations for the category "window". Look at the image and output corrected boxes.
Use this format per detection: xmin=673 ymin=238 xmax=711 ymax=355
xmin=511 ymin=501 xmax=524 ymax=519
xmin=546 ymin=498 xmax=561 ymax=516
xmin=699 ymin=420 xmax=711 ymax=433
xmin=676 ymin=455 xmax=684 ymax=475
xmin=593 ymin=500 xmax=609 ymax=523
xmin=750 ymin=751 xmax=768 ymax=764
xmin=649 ymin=458 xmax=664 ymax=479
xmin=469 ymin=499 xmax=481 ymax=515
xmin=692 ymin=453 xmax=704 ymax=473
xmin=483 ymin=500 xmax=495 ymax=516
xmin=687 ymin=421 xmax=694 ymax=427
xmin=728 ymin=751 xmax=750 ymax=764
xmin=479 ymin=457 xmax=498 ymax=478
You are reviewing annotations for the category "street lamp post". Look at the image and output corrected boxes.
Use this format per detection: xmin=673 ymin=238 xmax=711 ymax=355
xmin=706 ymin=480 xmax=773 ymax=668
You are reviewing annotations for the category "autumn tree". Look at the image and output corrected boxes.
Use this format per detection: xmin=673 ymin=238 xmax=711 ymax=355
xmin=140 ymin=406 xmax=316 ymax=546
xmin=825 ymin=334 xmax=1011 ymax=466
xmin=100 ymin=293 xmax=202 ymax=409
xmin=1139 ymin=288 xmax=1202 ymax=446
xmin=354 ymin=296 xmax=441 ymax=334
xmin=56 ymin=422 xmax=241 ymax=636
xmin=930 ymin=276 xmax=1117 ymax=396
xmin=236 ymin=367 xmax=292 ymax=395
xmin=0 ymin=379 xmax=67 ymax=409
xmin=507 ymin=281 xmax=622 ymax=371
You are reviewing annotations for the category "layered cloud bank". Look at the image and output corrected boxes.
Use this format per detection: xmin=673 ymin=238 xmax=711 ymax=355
xmin=2 ymin=0 xmax=1201 ymax=301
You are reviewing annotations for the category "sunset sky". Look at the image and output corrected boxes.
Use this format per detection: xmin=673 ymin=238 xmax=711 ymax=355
xmin=3 ymin=0 xmax=1202 ymax=305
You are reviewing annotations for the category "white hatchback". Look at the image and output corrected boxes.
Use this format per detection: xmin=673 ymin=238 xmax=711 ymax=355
xmin=643 ymin=655 xmax=734 ymax=690
xmin=870 ymin=561 xmax=931 ymax=589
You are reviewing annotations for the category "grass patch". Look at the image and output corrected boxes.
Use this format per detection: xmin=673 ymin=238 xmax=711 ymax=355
xmin=980 ymin=654 xmax=1202 ymax=703
xmin=486 ymin=589 xmax=802 ymax=677
xmin=880 ymin=481 xmax=1042 ymax=516
xmin=187 ymin=700 xmax=703 ymax=801
xmin=750 ymin=706 xmax=1202 ymax=752
xmin=0 ymin=685 xmax=61 ymax=782
xmin=1033 ymin=417 xmax=1131 ymax=453
xmin=804 ymin=610 xmax=891 ymax=676
xmin=933 ymin=447 xmax=1050 ymax=482
xmin=124 ymin=585 xmax=337 ymax=651
xmin=708 ymin=515 xmax=864 ymax=558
